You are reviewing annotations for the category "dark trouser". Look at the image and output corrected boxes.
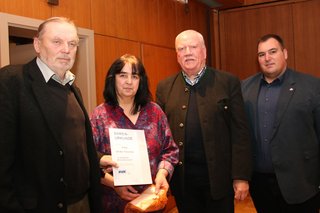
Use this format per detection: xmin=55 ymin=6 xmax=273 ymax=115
xmin=175 ymin=183 xmax=234 ymax=213
xmin=250 ymin=172 xmax=320 ymax=213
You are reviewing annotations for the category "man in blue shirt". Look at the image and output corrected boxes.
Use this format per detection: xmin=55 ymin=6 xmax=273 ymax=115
xmin=242 ymin=34 xmax=320 ymax=212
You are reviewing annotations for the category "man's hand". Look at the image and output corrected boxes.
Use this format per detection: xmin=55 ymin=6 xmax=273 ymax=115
xmin=233 ymin=180 xmax=249 ymax=201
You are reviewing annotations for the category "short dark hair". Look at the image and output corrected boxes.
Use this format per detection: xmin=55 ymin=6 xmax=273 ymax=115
xmin=103 ymin=54 xmax=152 ymax=114
xmin=258 ymin=34 xmax=285 ymax=49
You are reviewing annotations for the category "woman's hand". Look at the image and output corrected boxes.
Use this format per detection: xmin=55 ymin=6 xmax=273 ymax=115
xmin=154 ymin=169 xmax=169 ymax=194
xmin=114 ymin=185 xmax=140 ymax=201
xmin=100 ymin=155 xmax=118 ymax=173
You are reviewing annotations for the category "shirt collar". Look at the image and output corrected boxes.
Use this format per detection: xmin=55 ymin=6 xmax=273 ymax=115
xmin=36 ymin=57 xmax=75 ymax=86
xmin=260 ymin=69 xmax=286 ymax=85
xmin=182 ymin=66 xmax=206 ymax=86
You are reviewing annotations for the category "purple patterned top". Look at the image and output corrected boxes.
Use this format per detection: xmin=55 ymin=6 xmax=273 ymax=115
xmin=90 ymin=102 xmax=179 ymax=212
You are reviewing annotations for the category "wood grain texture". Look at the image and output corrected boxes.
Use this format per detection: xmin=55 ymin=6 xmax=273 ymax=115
xmin=0 ymin=0 xmax=51 ymax=20
xmin=292 ymin=0 xmax=320 ymax=77
xmin=51 ymin=0 xmax=91 ymax=28
xmin=142 ymin=44 xmax=180 ymax=98
xmin=218 ymin=2 xmax=294 ymax=79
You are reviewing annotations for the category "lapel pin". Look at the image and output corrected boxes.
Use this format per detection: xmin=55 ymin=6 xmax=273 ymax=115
xmin=289 ymin=88 xmax=294 ymax=91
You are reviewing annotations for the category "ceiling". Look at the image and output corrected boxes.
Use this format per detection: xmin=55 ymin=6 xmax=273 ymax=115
xmin=197 ymin=0 xmax=222 ymax=7
xmin=195 ymin=0 xmax=245 ymax=9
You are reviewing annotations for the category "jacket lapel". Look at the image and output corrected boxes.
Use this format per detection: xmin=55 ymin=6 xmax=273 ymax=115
xmin=247 ymin=77 xmax=261 ymax=143
xmin=270 ymin=69 xmax=296 ymax=140
xmin=26 ymin=59 xmax=63 ymax=147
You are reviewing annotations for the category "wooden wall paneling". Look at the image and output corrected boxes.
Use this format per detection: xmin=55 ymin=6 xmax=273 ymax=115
xmin=210 ymin=9 xmax=220 ymax=68
xmin=125 ymin=0 xmax=144 ymax=42
xmin=51 ymin=0 xmax=91 ymax=28
xmin=91 ymin=0 xmax=159 ymax=42
xmin=142 ymin=44 xmax=180 ymax=98
xmin=91 ymin=0 xmax=115 ymax=36
xmin=218 ymin=3 xmax=294 ymax=79
xmin=175 ymin=0 xmax=209 ymax=37
xmin=157 ymin=0 xmax=177 ymax=48
xmin=91 ymin=0 xmax=132 ymax=39
xmin=175 ymin=1 xmax=193 ymax=34
xmin=91 ymin=0 xmax=181 ymax=48
xmin=94 ymin=35 xmax=141 ymax=105
xmin=0 ymin=0 xmax=51 ymax=20
xmin=189 ymin=0 xmax=209 ymax=42
xmin=292 ymin=0 xmax=320 ymax=77
xmin=131 ymin=0 xmax=159 ymax=45
xmin=189 ymin=1 xmax=210 ymax=64
xmin=175 ymin=0 xmax=210 ymax=55
xmin=115 ymin=0 xmax=135 ymax=39
xmin=218 ymin=8 xmax=258 ymax=79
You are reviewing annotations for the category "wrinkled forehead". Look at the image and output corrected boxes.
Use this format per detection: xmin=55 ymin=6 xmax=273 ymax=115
xmin=41 ymin=21 xmax=78 ymax=40
xmin=176 ymin=34 xmax=203 ymax=48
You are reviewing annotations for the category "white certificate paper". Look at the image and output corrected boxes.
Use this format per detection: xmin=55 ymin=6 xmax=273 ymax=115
xmin=109 ymin=128 xmax=152 ymax=186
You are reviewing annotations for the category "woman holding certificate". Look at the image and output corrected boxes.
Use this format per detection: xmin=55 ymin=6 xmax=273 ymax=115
xmin=90 ymin=54 xmax=179 ymax=213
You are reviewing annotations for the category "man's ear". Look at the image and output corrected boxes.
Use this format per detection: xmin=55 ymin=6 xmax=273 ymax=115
xmin=33 ymin=37 xmax=41 ymax=54
xmin=283 ymin=48 xmax=288 ymax=60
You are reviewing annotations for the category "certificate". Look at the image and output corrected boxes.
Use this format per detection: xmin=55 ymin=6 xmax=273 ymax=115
xmin=109 ymin=128 xmax=152 ymax=186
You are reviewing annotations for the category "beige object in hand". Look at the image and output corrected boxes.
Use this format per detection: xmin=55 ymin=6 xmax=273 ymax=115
xmin=124 ymin=185 xmax=168 ymax=212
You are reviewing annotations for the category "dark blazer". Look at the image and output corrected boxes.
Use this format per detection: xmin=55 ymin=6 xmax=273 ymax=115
xmin=242 ymin=68 xmax=320 ymax=204
xmin=0 ymin=58 xmax=102 ymax=213
xmin=156 ymin=67 xmax=252 ymax=200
